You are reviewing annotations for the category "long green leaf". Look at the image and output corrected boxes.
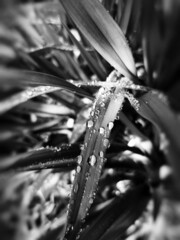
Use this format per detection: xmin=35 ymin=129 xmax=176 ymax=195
xmin=17 ymin=100 xmax=75 ymax=116
xmin=0 ymin=86 xmax=60 ymax=114
xmin=60 ymin=0 xmax=136 ymax=79
xmin=0 ymin=145 xmax=80 ymax=172
xmin=120 ymin=0 xmax=133 ymax=35
xmin=63 ymin=71 xmax=126 ymax=240
xmin=0 ymin=68 xmax=93 ymax=99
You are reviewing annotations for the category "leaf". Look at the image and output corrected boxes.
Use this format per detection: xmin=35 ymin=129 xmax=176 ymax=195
xmin=51 ymin=50 xmax=80 ymax=80
xmin=79 ymin=184 xmax=150 ymax=240
xmin=30 ymin=53 xmax=67 ymax=79
xmin=70 ymin=105 xmax=92 ymax=144
xmin=141 ymin=1 xmax=162 ymax=86
xmin=63 ymin=71 xmax=126 ymax=240
xmin=0 ymin=86 xmax=60 ymax=114
xmin=48 ymin=90 xmax=84 ymax=112
xmin=0 ymin=144 xmax=80 ymax=172
xmin=137 ymin=91 xmax=180 ymax=190
xmin=0 ymin=68 xmax=93 ymax=99
xmin=17 ymin=100 xmax=75 ymax=116
xmin=120 ymin=0 xmax=133 ymax=35
xmin=60 ymin=0 xmax=136 ymax=79
xmin=118 ymin=111 xmax=148 ymax=140
xmin=142 ymin=1 xmax=180 ymax=89
xmin=65 ymin=25 xmax=106 ymax=81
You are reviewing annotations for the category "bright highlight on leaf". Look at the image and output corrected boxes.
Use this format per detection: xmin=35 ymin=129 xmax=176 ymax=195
xmin=60 ymin=0 xmax=136 ymax=79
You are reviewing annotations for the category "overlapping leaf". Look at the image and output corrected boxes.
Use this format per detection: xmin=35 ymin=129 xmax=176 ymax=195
xmin=60 ymin=0 xmax=136 ymax=79
xmin=0 ymin=144 xmax=80 ymax=172
xmin=79 ymin=184 xmax=150 ymax=240
xmin=0 ymin=68 xmax=93 ymax=99
xmin=63 ymin=71 xmax=126 ymax=240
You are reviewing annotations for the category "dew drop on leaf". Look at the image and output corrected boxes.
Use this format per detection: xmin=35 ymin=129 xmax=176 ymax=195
xmin=99 ymin=127 xmax=105 ymax=135
xmin=27 ymin=90 xmax=33 ymax=96
xmin=87 ymin=120 xmax=93 ymax=128
xmin=77 ymin=166 xmax=81 ymax=173
xmin=77 ymin=155 xmax=83 ymax=164
xmin=89 ymin=197 xmax=93 ymax=205
xmin=88 ymin=155 xmax=97 ymax=166
xmin=74 ymin=184 xmax=79 ymax=193
xmin=99 ymin=151 xmax=104 ymax=158
xmin=103 ymin=138 xmax=110 ymax=148
xmin=125 ymin=92 xmax=140 ymax=111
xmin=107 ymin=121 xmax=114 ymax=130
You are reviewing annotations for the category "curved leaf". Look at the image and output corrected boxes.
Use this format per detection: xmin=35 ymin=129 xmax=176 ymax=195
xmin=60 ymin=0 xmax=136 ymax=79
xmin=63 ymin=71 xmax=126 ymax=240
xmin=0 ymin=68 xmax=93 ymax=99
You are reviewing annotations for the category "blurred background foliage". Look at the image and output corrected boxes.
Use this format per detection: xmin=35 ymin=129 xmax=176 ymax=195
xmin=0 ymin=0 xmax=180 ymax=240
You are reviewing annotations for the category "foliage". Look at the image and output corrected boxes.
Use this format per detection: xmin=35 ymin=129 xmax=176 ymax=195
xmin=0 ymin=0 xmax=180 ymax=240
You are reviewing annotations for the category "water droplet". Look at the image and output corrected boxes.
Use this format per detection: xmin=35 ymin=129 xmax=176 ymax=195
xmin=108 ymin=121 xmax=114 ymax=130
xmin=66 ymin=224 xmax=73 ymax=233
xmin=88 ymin=155 xmax=96 ymax=166
xmin=77 ymin=166 xmax=81 ymax=173
xmin=89 ymin=198 xmax=93 ymax=205
xmin=125 ymin=92 xmax=140 ymax=111
xmin=99 ymin=151 xmax=104 ymax=158
xmin=27 ymin=90 xmax=33 ymax=96
xmin=103 ymin=139 xmax=109 ymax=148
xmin=159 ymin=165 xmax=172 ymax=180
xmin=77 ymin=155 xmax=83 ymax=164
xmin=87 ymin=120 xmax=93 ymax=128
xmin=101 ymin=102 xmax=105 ymax=107
xmin=76 ymin=234 xmax=80 ymax=240
xmin=74 ymin=184 xmax=79 ymax=193
xmin=80 ymin=144 xmax=84 ymax=150
xmin=99 ymin=127 xmax=105 ymax=135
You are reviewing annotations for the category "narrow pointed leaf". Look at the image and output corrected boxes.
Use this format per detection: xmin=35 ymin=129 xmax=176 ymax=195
xmin=60 ymin=0 xmax=136 ymax=79
xmin=0 ymin=86 xmax=60 ymax=114
xmin=80 ymin=184 xmax=150 ymax=240
xmin=0 ymin=68 xmax=93 ymax=99
xmin=0 ymin=145 xmax=80 ymax=172
xmin=65 ymin=26 xmax=106 ymax=81
xmin=120 ymin=0 xmax=133 ymax=35
xmin=17 ymin=101 xmax=75 ymax=116
xmin=63 ymin=71 xmax=126 ymax=240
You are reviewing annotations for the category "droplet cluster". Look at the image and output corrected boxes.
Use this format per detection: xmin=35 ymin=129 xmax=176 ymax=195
xmin=125 ymin=91 xmax=140 ymax=111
